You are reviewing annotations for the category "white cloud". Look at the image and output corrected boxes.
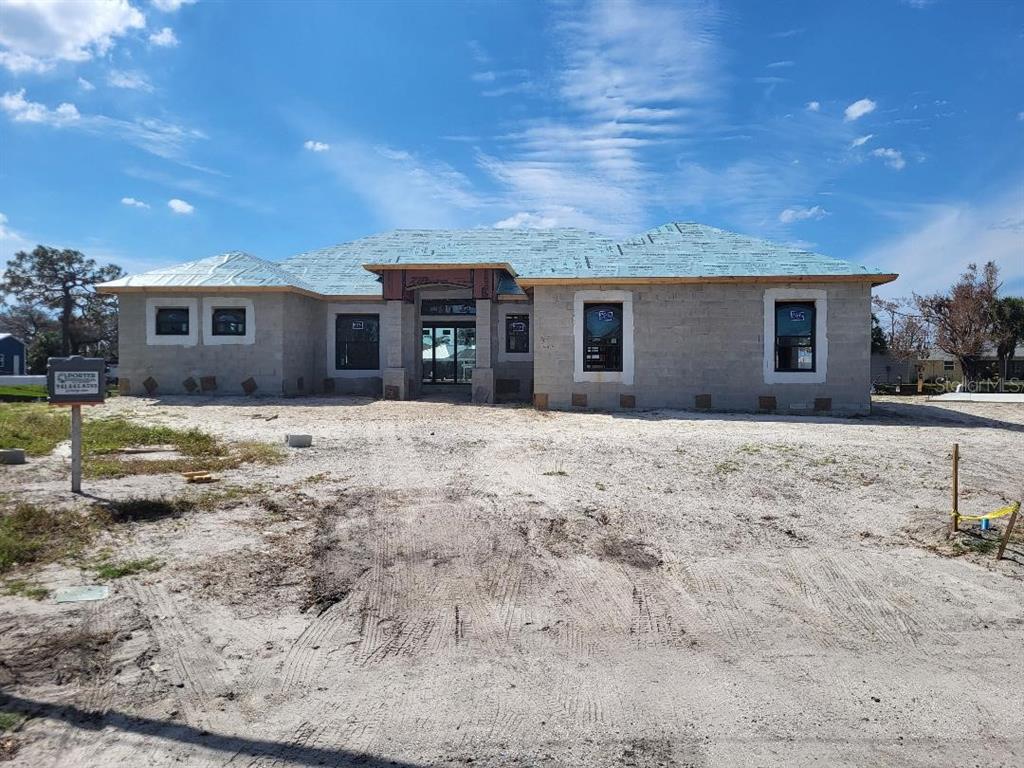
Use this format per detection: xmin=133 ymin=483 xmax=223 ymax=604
xmin=107 ymin=69 xmax=154 ymax=92
xmin=871 ymin=147 xmax=906 ymax=170
xmin=1017 ymin=111 xmax=1024 ymax=121
xmin=844 ymin=98 xmax=877 ymax=121
xmin=850 ymin=133 xmax=874 ymax=147
xmin=121 ymin=197 xmax=150 ymax=209
xmin=778 ymin=205 xmax=830 ymax=224
xmin=167 ymin=198 xmax=194 ymax=215
xmin=77 ymin=77 xmax=95 ymax=91
xmin=806 ymin=101 xmax=820 ymax=112
xmin=151 ymin=0 xmax=196 ymax=11
xmin=861 ymin=185 xmax=1024 ymax=298
xmin=0 ymin=0 xmax=145 ymax=73
xmin=0 ymin=89 xmax=79 ymax=124
xmin=149 ymin=27 xmax=179 ymax=48
xmin=303 ymin=139 xmax=330 ymax=152
xmin=767 ymin=60 xmax=794 ymax=68
xmin=494 ymin=212 xmax=560 ymax=229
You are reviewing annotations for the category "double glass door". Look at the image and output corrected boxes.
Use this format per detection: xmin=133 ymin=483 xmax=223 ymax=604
xmin=422 ymin=324 xmax=476 ymax=384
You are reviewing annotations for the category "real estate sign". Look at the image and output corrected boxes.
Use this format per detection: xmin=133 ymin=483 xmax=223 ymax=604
xmin=47 ymin=357 xmax=106 ymax=405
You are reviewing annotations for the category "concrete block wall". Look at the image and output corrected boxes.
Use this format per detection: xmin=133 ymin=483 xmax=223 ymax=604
xmin=117 ymin=292 xmax=290 ymax=397
xmin=532 ymin=281 xmax=872 ymax=415
xmin=282 ymin=293 xmax=327 ymax=395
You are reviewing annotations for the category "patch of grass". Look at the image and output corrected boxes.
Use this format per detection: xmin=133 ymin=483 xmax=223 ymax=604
xmin=92 ymin=556 xmax=163 ymax=580
xmin=101 ymin=496 xmax=195 ymax=523
xmin=542 ymin=469 xmax=568 ymax=477
xmin=192 ymin=484 xmax=261 ymax=511
xmin=0 ymin=711 xmax=23 ymax=732
xmin=0 ymin=384 xmax=47 ymax=402
xmin=1 ymin=578 xmax=50 ymax=600
xmin=85 ymin=438 xmax=283 ymax=478
xmin=955 ymin=535 xmax=998 ymax=555
xmin=713 ymin=459 xmax=741 ymax=475
xmin=0 ymin=404 xmax=283 ymax=477
xmin=84 ymin=418 xmax=221 ymax=457
xmin=0 ymin=503 xmax=96 ymax=575
xmin=0 ymin=404 xmax=68 ymax=455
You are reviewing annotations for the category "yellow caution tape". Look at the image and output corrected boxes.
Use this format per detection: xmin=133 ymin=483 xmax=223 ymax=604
xmin=953 ymin=501 xmax=1020 ymax=522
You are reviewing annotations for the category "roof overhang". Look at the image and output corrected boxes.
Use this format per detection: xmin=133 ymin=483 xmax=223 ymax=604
xmin=362 ymin=262 xmax=517 ymax=276
xmin=95 ymin=284 xmax=344 ymax=300
xmin=516 ymin=273 xmax=899 ymax=288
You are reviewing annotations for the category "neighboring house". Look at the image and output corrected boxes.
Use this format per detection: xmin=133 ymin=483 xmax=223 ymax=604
xmin=97 ymin=223 xmax=897 ymax=415
xmin=0 ymin=334 xmax=26 ymax=376
xmin=873 ymin=344 xmax=1024 ymax=385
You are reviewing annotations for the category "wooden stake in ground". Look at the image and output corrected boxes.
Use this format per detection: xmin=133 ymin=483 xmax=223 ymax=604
xmin=996 ymin=501 xmax=1020 ymax=561
xmin=949 ymin=443 xmax=960 ymax=536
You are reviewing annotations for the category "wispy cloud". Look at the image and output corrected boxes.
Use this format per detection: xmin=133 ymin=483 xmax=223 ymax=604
xmin=313 ymin=139 xmax=488 ymax=228
xmin=0 ymin=212 xmax=34 ymax=262
xmin=0 ymin=0 xmax=144 ymax=73
xmin=303 ymin=139 xmax=330 ymax=152
xmin=844 ymin=98 xmax=877 ymax=121
xmin=779 ymin=205 xmax=829 ymax=224
xmin=871 ymin=147 xmax=906 ymax=170
xmin=149 ymin=27 xmax=179 ymax=48
xmin=1 ymin=89 xmax=207 ymax=167
xmin=473 ymin=0 xmax=723 ymax=234
xmin=861 ymin=184 xmax=1024 ymax=297
xmin=850 ymin=133 xmax=874 ymax=147
xmin=806 ymin=101 xmax=820 ymax=112
xmin=167 ymin=198 xmax=195 ymax=215
xmin=767 ymin=60 xmax=795 ymax=68
xmin=78 ymin=77 xmax=96 ymax=91
xmin=108 ymin=69 xmax=155 ymax=93
xmin=121 ymin=197 xmax=150 ymax=209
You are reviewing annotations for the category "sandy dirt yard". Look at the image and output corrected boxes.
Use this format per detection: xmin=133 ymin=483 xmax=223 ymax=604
xmin=1 ymin=395 xmax=1023 ymax=767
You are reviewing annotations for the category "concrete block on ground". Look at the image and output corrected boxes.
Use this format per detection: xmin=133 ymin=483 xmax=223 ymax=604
xmin=0 ymin=448 xmax=26 ymax=465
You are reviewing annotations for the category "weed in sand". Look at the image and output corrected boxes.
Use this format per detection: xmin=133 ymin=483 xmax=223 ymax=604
xmin=0 ymin=504 xmax=96 ymax=575
xmin=0 ymin=712 xmax=22 ymax=732
xmin=92 ymin=557 xmax=163 ymax=580
xmin=192 ymin=485 xmax=261 ymax=511
xmin=714 ymin=459 xmax=741 ymax=475
xmin=100 ymin=497 xmax=196 ymax=523
xmin=2 ymin=578 xmax=50 ymax=600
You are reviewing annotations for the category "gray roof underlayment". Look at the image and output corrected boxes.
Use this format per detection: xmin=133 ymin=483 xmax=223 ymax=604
xmin=98 ymin=222 xmax=895 ymax=297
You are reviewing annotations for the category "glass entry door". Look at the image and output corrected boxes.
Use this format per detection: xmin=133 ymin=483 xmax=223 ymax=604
xmin=422 ymin=324 xmax=475 ymax=384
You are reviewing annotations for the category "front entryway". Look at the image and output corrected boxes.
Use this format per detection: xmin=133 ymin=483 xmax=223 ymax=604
xmin=421 ymin=323 xmax=476 ymax=385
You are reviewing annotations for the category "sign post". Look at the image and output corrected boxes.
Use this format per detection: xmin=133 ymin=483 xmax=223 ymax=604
xmin=47 ymin=356 xmax=106 ymax=495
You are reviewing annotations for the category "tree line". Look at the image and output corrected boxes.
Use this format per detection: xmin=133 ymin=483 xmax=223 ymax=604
xmin=0 ymin=246 xmax=123 ymax=374
xmin=873 ymin=261 xmax=1024 ymax=384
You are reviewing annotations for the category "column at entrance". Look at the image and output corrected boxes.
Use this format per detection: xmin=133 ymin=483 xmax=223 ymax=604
xmin=472 ymin=298 xmax=495 ymax=403
xmin=382 ymin=299 xmax=410 ymax=400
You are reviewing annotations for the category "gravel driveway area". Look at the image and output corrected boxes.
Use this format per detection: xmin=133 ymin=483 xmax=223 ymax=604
xmin=2 ymin=395 xmax=1022 ymax=767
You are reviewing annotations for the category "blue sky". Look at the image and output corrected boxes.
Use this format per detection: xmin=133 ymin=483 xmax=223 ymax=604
xmin=0 ymin=0 xmax=1021 ymax=298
